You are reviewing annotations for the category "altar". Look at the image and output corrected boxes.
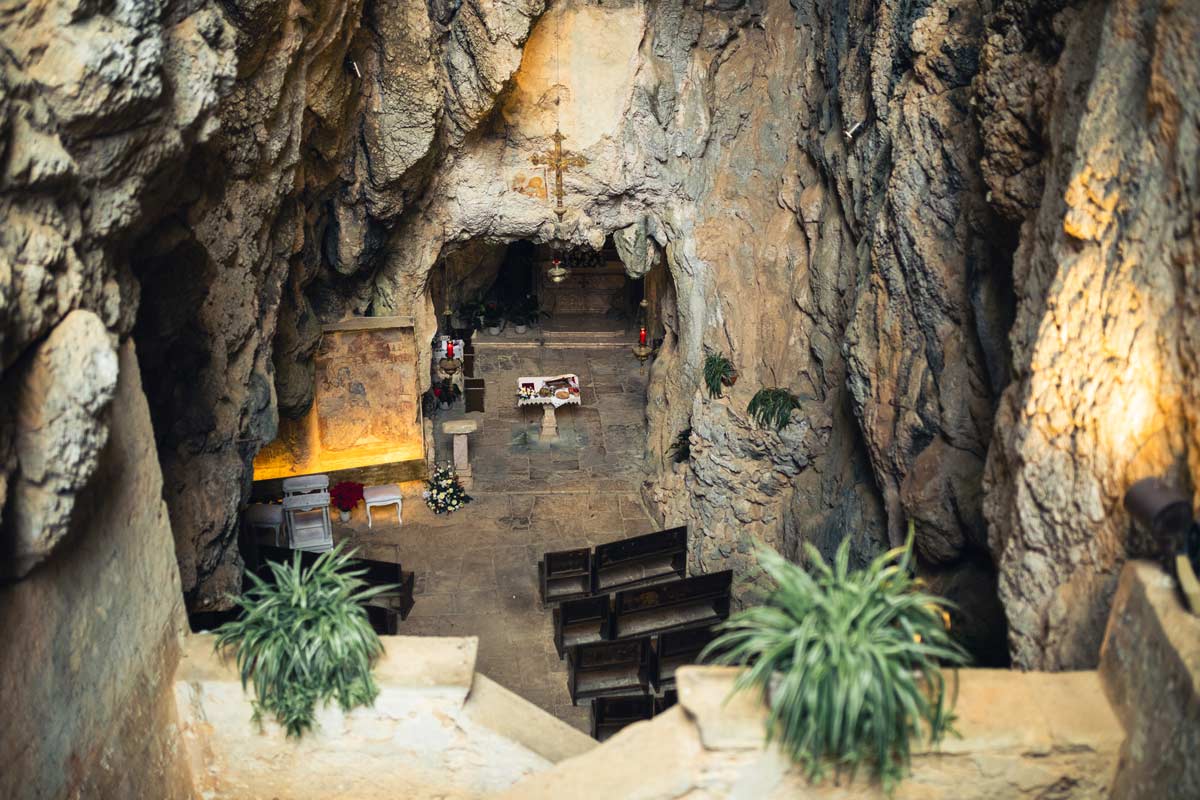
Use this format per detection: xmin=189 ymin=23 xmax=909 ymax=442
xmin=518 ymin=374 xmax=581 ymax=438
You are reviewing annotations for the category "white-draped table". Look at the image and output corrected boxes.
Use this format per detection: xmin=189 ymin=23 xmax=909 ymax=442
xmin=517 ymin=374 xmax=581 ymax=438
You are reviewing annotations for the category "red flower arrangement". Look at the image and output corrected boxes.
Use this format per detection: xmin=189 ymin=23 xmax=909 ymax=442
xmin=330 ymin=481 xmax=364 ymax=512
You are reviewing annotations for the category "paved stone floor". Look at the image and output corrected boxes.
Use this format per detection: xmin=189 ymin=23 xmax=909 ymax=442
xmin=335 ymin=344 xmax=657 ymax=732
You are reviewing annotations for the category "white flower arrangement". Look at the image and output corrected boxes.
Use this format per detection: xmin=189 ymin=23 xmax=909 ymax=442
xmin=425 ymin=463 xmax=472 ymax=514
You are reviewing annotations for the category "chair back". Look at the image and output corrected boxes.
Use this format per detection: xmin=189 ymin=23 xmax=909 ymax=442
xmin=282 ymin=474 xmax=330 ymax=497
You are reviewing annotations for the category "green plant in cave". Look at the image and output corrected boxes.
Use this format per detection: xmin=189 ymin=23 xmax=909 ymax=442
xmin=701 ymin=522 xmax=968 ymax=792
xmin=214 ymin=544 xmax=393 ymax=738
xmin=669 ymin=426 xmax=692 ymax=463
xmin=747 ymin=386 xmax=800 ymax=430
xmin=703 ymin=352 xmax=737 ymax=398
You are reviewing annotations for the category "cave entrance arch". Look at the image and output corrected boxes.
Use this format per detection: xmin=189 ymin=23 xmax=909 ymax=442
xmin=428 ymin=235 xmax=661 ymax=347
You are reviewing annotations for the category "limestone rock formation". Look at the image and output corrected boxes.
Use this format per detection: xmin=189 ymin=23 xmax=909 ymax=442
xmin=3 ymin=311 xmax=118 ymax=578
xmin=979 ymin=0 xmax=1200 ymax=669
xmin=3 ymin=0 xmax=1198 ymax=673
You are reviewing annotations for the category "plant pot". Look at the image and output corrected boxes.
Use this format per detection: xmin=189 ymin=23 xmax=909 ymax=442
xmin=486 ymin=324 xmax=502 ymax=336
xmin=338 ymin=509 xmax=351 ymax=522
xmin=514 ymin=323 xmax=528 ymax=334
xmin=722 ymin=371 xmax=739 ymax=387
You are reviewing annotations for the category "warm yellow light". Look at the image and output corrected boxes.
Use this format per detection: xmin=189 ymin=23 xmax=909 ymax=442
xmin=252 ymin=400 xmax=423 ymax=481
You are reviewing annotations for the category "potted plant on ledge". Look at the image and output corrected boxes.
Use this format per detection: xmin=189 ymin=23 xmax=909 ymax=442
xmin=330 ymin=481 xmax=364 ymax=522
xmin=702 ymin=523 xmax=968 ymax=792
xmin=214 ymin=545 xmax=394 ymax=738
xmin=483 ymin=301 xmax=504 ymax=335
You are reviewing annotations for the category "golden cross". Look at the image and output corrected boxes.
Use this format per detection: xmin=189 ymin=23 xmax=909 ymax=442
xmin=531 ymin=126 xmax=587 ymax=220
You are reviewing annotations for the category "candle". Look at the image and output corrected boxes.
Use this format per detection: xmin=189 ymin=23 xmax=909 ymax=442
xmin=639 ymin=327 xmax=647 ymax=346
xmin=447 ymin=341 xmax=454 ymax=358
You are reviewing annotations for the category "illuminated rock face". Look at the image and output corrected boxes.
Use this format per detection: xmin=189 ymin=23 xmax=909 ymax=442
xmin=979 ymin=0 xmax=1200 ymax=669
xmin=2 ymin=0 xmax=1197 ymax=666
xmin=253 ymin=321 xmax=424 ymax=481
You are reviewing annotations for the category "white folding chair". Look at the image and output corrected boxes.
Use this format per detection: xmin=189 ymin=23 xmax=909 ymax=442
xmin=283 ymin=491 xmax=333 ymax=552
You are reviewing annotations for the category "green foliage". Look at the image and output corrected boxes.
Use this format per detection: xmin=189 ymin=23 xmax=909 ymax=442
xmin=701 ymin=523 xmax=969 ymax=792
xmin=214 ymin=544 xmax=393 ymax=737
xmin=703 ymin=352 xmax=736 ymax=398
xmin=747 ymin=387 xmax=800 ymax=430
xmin=669 ymin=427 xmax=692 ymax=463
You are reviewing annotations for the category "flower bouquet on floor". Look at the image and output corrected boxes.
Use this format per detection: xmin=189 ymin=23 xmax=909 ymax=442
xmin=423 ymin=463 xmax=472 ymax=514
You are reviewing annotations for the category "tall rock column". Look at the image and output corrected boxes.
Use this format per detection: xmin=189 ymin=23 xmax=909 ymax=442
xmin=980 ymin=0 xmax=1200 ymax=669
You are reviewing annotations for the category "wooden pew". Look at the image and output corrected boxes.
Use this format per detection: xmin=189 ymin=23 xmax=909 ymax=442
xmin=538 ymin=547 xmax=593 ymax=605
xmin=611 ymin=571 xmax=732 ymax=640
xmin=590 ymin=696 xmax=655 ymax=742
xmin=567 ymin=638 xmax=653 ymax=705
xmin=593 ymin=527 xmax=687 ymax=594
xmin=652 ymin=626 xmax=717 ymax=692
xmin=553 ymin=595 xmax=612 ymax=658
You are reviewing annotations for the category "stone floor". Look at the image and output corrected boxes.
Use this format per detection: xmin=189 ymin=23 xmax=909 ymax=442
xmin=334 ymin=344 xmax=658 ymax=732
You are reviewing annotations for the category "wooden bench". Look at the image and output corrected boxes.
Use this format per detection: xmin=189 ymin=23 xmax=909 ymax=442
xmin=593 ymin=527 xmax=687 ymax=594
xmin=252 ymin=545 xmax=415 ymax=621
xmin=653 ymin=626 xmax=717 ymax=692
xmin=553 ymin=595 xmax=612 ymax=658
xmin=611 ymin=571 xmax=732 ymax=640
xmin=567 ymin=638 xmax=653 ymax=705
xmin=538 ymin=547 xmax=593 ymax=605
xmin=590 ymin=696 xmax=655 ymax=742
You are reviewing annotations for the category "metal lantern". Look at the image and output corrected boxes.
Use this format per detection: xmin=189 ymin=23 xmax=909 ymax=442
xmin=632 ymin=299 xmax=652 ymax=363
xmin=547 ymin=256 xmax=569 ymax=284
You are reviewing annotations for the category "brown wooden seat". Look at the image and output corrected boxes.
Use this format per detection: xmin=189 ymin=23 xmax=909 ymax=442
xmin=464 ymin=377 xmax=485 ymax=412
xmin=553 ymin=595 xmax=611 ymax=658
xmin=652 ymin=626 xmax=717 ymax=692
xmin=567 ymin=638 xmax=653 ymax=705
xmin=590 ymin=696 xmax=655 ymax=742
xmin=538 ymin=547 xmax=593 ymax=605
xmin=611 ymin=571 xmax=732 ymax=640
xmin=593 ymin=527 xmax=687 ymax=594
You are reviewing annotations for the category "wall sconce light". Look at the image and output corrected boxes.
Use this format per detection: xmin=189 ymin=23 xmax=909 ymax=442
xmin=1124 ymin=477 xmax=1200 ymax=611
xmin=631 ymin=298 xmax=652 ymax=363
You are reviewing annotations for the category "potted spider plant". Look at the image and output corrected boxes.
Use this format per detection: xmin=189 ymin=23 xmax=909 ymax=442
xmin=214 ymin=544 xmax=395 ymax=738
xmin=703 ymin=352 xmax=737 ymax=399
xmin=702 ymin=523 xmax=968 ymax=792
xmin=747 ymin=386 xmax=800 ymax=430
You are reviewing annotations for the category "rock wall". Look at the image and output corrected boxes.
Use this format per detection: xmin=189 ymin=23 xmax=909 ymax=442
xmin=4 ymin=0 xmax=1198 ymax=672
xmin=979 ymin=0 xmax=1200 ymax=668
xmin=1100 ymin=562 xmax=1200 ymax=800
xmin=176 ymin=635 xmax=594 ymax=798
xmin=0 ymin=344 xmax=194 ymax=799
xmin=500 ymin=666 xmax=1124 ymax=799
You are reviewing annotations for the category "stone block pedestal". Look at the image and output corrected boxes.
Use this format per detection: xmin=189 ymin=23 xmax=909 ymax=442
xmin=443 ymin=419 xmax=478 ymax=488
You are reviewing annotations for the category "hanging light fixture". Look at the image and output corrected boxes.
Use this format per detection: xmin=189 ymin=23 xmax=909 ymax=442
xmin=547 ymin=251 xmax=569 ymax=284
xmin=632 ymin=298 xmax=652 ymax=363
xmin=533 ymin=6 xmax=585 ymax=287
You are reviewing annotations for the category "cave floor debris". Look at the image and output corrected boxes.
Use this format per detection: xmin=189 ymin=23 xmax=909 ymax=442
xmin=337 ymin=345 xmax=658 ymax=731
